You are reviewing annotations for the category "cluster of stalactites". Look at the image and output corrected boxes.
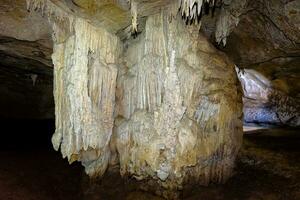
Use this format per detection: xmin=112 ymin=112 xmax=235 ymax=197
xmin=179 ymin=0 xmax=219 ymax=24
xmin=127 ymin=0 xmax=221 ymax=34
xmin=127 ymin=0 xmax=138 ymax=35
xmin=26 ymin=0 xmax=74 ymax=33
xmin=215 ymin=0 xmax=248 ymax=46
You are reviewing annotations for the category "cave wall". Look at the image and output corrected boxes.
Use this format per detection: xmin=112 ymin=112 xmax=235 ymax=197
xmin=0 ymin=0 xmax=298 ymax=124
xmin=1 ymin=0 xmax=298 ymax=198
xmin=237 ymin=66 xmax=300 ymax=127
xmin=0 ymin=0 xmax=53 ymax=119
xmin=214 ymin=0 xmax=300 ymax=127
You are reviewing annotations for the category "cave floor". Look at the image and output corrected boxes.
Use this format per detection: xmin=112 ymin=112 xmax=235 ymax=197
xmin=0 ymin=127 xmax=299 ymax=200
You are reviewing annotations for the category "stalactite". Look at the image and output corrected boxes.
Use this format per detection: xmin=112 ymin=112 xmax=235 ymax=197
xmin=27 ymin=0 xmax=123 ymax=177
xmin=26 ymin=0 xmax=74 ymax=31
xmin=52 ymin=17 xmax=122 ymax=176
xmin=30 ymin=74 xmax=38 ymax=86
xmin=215 ymin=0 xmax=249 ymax=46
xmin=28 ymin=1 xmax=243 ymax=197
xmin=130 ymin=0 xmax=138 ymax=35
xmin=178 ymin=0 xmax=218 ymax=25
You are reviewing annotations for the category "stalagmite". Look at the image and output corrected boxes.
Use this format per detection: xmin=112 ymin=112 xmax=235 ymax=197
xmin=27 ymin=0 xmax=243 ymax=197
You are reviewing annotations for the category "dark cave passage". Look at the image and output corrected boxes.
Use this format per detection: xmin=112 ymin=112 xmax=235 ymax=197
xmin=0 ymin=118 xmax=84 ymax=200
xmin=0 ymin=119 xmax=54 ymax=150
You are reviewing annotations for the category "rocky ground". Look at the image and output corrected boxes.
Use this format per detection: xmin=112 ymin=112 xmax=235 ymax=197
xmin=0 ymin=121 xmax=299 ymax=200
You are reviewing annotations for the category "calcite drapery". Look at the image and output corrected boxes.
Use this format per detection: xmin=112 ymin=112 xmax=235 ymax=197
xmin=115 ymin=11 xmax=243 ymax=192
xmin=40 ymin=2 xmax=123 ymax=176
xmin=27 ymin=0 xmax=243 ymax=195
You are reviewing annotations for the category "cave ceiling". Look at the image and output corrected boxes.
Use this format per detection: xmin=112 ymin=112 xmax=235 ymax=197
xmin=0 ymin=0 xmax=299 ymax=118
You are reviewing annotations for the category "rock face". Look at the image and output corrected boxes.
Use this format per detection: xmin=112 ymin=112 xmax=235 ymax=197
xmin=26 ymin=0 xmax=243 ymax=196
xmin=222 ymin=0 xmax=300 ymax=66
xmin=0 ymin=0 xmax=53 ymax=119
xmin=115 ymin=12 xmax=243 ymax=193
xmin=213 ymin=0 xmax=300 ymax=127
xmin=237 ymin=63 xmax=300 ymax=127
xmin=51 ymin=17 xmax=123 ymax=177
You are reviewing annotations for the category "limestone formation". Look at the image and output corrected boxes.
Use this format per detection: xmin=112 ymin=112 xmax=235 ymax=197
xmin=50 ymin=17 xmax=123 ymax=177
xmin=26 ymin=0 xmax=243 ymax=196
xmin=215 ymin=0 xmax=249 ymax=46
xmin=237 ymin=65 xmax=300 ymax=127
xmin=221 ymin=0 xmax=300 ymax=127
xmin=115 ymin=11 xmax=243 ymax=195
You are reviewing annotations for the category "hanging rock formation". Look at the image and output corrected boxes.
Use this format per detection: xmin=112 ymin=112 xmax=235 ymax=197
xmin=27 ymin=0 xmax=243 ymax=197
xmin=115 ymin=11 xmax=243 ymax=194
xmin=51 ymin=17 xmax=123 ymax=177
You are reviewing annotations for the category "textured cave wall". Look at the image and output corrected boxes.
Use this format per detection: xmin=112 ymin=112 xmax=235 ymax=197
xmin=50 ymin=16 xmax=123 ymax=176
xmin=0 ymin=0 xmax=53 ymax=119
xmin=0 ymin=55 xmax=53 ymax=119
xmin=114 ymin=11 xmax=243 ymax=194
xmin=236 ymin=62 xmax=300 ymax=127
xmin=207 ymin=0 xmax=300 ymax=127
xmin=230 ymin=0 xmax=300 ymax=127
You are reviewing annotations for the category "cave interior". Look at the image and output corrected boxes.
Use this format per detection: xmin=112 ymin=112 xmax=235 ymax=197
xmin=0 ymin=0 xmax=299 ymax=200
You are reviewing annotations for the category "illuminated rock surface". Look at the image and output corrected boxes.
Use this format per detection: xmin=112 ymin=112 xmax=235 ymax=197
xmin=1 ymin=0 xmax=299 ymax=199
xmin=237 ymin=64 xmax=300 ymax=127
xmin=24 ymin=0 xmax=243 ymax=196
xmin=115 ymin=11 xmax=242 ymax=195
xmin=221 ymin=0 xmax=300 ymax=127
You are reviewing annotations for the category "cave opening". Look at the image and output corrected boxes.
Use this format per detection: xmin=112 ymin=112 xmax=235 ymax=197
xmin=0 ymin=0 xmax=299 ymax=200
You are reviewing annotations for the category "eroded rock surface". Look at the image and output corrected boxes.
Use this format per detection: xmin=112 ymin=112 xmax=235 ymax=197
xmin=0 ymin=0 xmax=53 ymax=119
xmin=5 ymin=0 xmax=299 ymax=198
xmin=115 ymin=11 xmax=242 ymax=195
xmin=237 ymin=61 xmax=300 ymax=127
xmin=25 ymin=0 xmax=243 ymax=196
xmin=51 ymin=16 xmax=123 ymax=177
xmin=215 ymin=0 xmax=300 ymax=127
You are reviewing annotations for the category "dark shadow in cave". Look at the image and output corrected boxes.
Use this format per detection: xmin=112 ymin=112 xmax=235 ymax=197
xmin=0 ymin=119 xmax=55 ymax=150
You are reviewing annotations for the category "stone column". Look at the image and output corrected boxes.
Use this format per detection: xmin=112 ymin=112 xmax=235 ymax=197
xmin=114 ymin=11 xmax=243 ymax=195
xmin=27 ymin=1 xmax=243 ymax=198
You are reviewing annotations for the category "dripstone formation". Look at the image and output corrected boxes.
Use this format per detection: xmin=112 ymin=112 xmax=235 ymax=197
xmin=27 ymin=0 xmax=243 ymax=197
